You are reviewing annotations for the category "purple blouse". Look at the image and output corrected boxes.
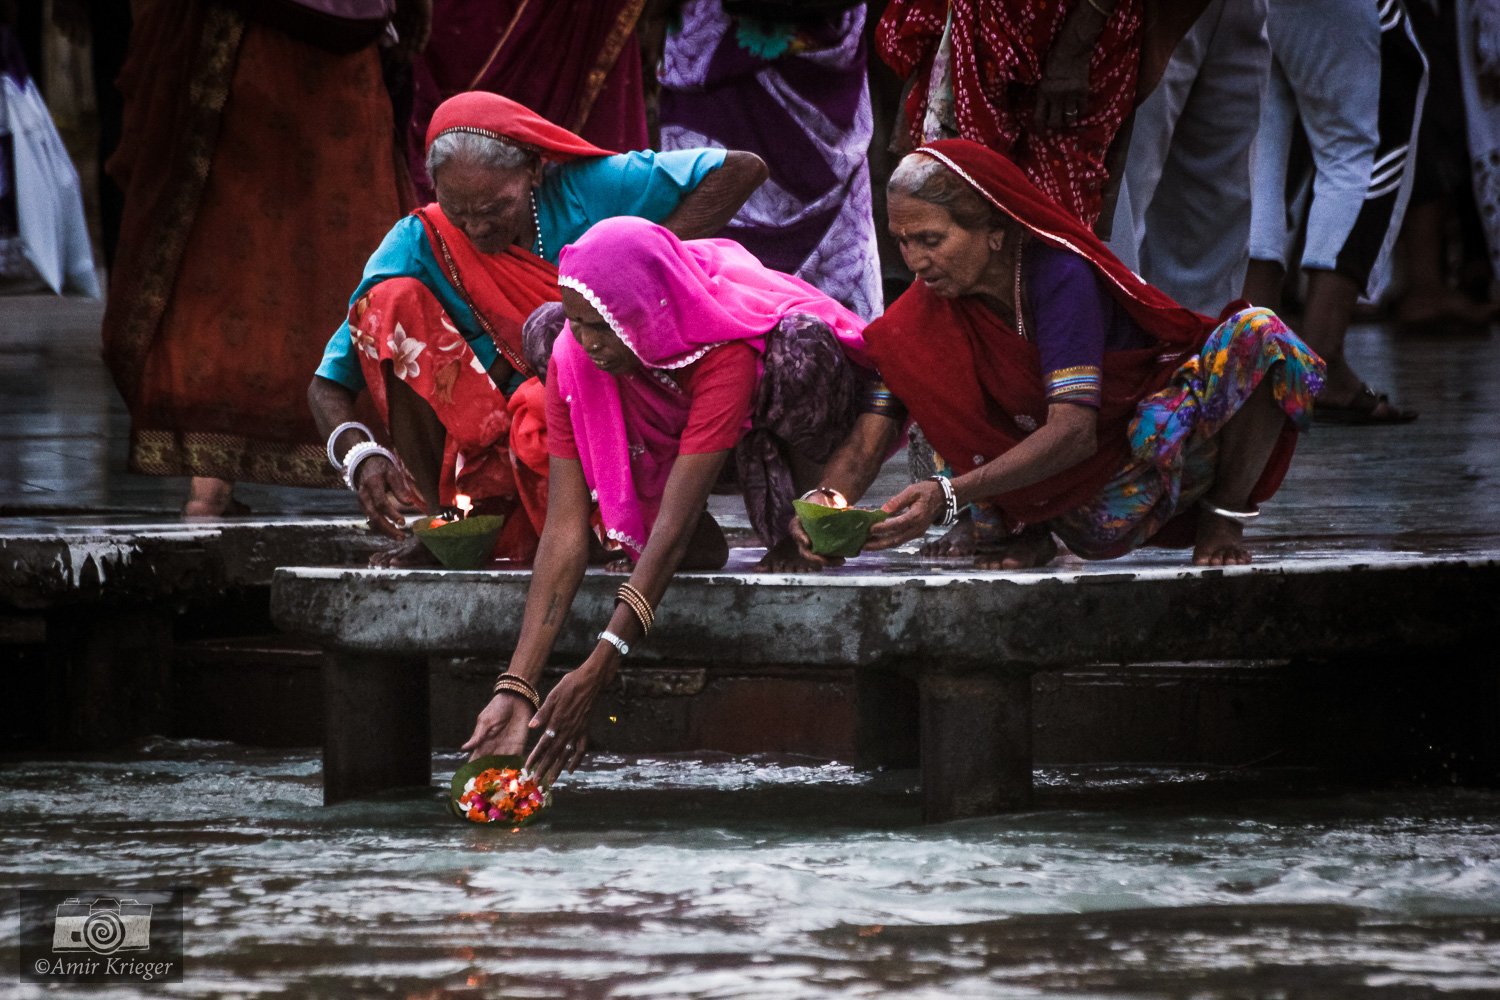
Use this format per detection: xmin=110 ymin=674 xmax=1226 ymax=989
xmin=1024 ymin=241 xmax=1152 ymax=408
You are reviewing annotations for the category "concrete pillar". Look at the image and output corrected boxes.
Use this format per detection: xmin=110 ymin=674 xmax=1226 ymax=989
xmin=322 ymin=651 xmax=430 ymax=804
xmin=919 ymin=671 xmax=1033 ymax=822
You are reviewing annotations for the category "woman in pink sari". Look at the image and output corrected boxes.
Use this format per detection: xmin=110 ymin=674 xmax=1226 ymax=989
xmin=462 ymin=216 xmax=874 ymax=780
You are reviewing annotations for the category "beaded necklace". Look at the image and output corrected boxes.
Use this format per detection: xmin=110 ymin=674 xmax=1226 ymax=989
xmin=529 ymin=189 xmax=544 ymax=260
xmin=1012 ymin=238 xmax=1026 ymax=340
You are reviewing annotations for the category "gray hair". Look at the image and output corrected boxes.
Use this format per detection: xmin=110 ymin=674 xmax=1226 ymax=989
xmin=887 ymin=153 xmax=1002 ymax=232
xmin=426 ymin=130 xmax=538 ymax=180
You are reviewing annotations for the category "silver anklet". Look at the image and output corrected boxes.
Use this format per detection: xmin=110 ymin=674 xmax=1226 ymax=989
xmin=1199 ymin=499 xmax=1260 ymax=521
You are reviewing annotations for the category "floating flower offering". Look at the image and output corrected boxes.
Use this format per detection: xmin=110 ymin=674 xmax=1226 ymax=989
xmin=792 ymin=499 xmax=888 ymax=558
xmin=449 ymin=755 xmax=550 ymax=826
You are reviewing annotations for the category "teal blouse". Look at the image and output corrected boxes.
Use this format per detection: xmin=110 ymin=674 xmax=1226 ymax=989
xmin=316 ymin=148 xmax=726 ymax=393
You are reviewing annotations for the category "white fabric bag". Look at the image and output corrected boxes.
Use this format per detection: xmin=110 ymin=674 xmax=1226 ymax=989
xmin=0 ymin=70 xmax=99 ymax=296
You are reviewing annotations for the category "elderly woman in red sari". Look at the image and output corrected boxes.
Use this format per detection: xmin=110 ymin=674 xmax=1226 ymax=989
xmin=307 ymin=92 xmax=766 ymax=565
xmin=792 ymin=139 xmax=1327 ymax=569
xmin=462 ymin=216 xmax=875 ymax=779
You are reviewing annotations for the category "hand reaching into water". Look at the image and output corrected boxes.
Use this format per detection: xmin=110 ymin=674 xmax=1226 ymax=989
xmin=461 ymin=693 xmax=535 ymax=760
xmin=525 ymin=661 xmax=607 ymax=785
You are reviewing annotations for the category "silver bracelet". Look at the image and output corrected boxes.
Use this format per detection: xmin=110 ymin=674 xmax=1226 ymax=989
xmin=326 ymin=421 xmax=375 ymax=471
xmin=342 ymin=440 xmax=401 ymax=491
xmin=596 ymin=629 xmax=630 ymax=657
xmin=928 ymin=475 xmax=958 ymax=527
xmin=1199 ymin=499 xmax=1260 ymax=521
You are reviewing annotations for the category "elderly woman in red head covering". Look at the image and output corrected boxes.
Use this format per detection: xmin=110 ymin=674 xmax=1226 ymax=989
xmin=792 ymin=139 xmax=1327 ymax=569
xmin=462 ymin=216 xmax=877 ymax=780
xmin=308 ymin=92 xmax=767 ymax=565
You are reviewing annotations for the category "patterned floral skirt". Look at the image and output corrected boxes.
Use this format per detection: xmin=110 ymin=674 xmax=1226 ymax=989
xmin=1046 ymin=306 xmax=1325 ymax=559
xmin=735 ymin=313 xmax=864 ymax=549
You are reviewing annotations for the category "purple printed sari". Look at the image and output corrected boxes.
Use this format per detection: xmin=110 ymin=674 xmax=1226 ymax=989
xmin=658 ymin=0 xmax=883 ymax=319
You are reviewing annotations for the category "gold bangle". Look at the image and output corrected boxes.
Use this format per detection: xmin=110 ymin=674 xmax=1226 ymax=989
xmin=617 ymin=583 xmax=654 ymax=628
xmin=492 ymin=681 xmax=540 ymax=713
xmin=615 ymin=583 xmax=655 ymax=635
xmin=491 ymin=672 xmax=541 ymax=712
xmin=1085 ymin=0 xmax=1113 ymax=17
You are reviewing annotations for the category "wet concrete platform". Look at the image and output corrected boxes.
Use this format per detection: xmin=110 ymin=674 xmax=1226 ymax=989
xmin=272 ymin=548 xmax=1499 ymax=819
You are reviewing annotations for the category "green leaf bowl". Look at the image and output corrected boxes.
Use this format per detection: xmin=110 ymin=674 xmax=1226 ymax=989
xmin=792 ymin=499 xmax=888 ymax=558
xmin=412 ymin=514 xmax=505 ymax=570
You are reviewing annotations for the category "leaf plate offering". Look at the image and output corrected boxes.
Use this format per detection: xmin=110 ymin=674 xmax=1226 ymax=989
xmin=412 ymin=514 xmax=505 ymax=570
xmin=792 ymin=499 xmax=888 ymax=558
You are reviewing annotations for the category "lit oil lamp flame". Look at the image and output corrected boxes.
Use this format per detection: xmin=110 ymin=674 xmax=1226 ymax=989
xmin=455 ymin=494 xmax=473 ymax=519
xmin=829 ymin=492 xmax=848 ymax=509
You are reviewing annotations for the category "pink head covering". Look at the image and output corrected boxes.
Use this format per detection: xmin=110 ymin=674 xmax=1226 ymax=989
xmin=552 ymin=217 xmax=868 ymax=557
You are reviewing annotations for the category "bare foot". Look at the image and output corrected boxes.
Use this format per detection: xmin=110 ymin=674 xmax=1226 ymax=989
xmin=1192 ymin=512 xmax=1251 ymax=566
xmin=182 ymin=477 xmax=249 ymax=518
xmin=368 ymin=535 xmax=441 ymax=568
xmin=973 ymin=528 xmax=1058 ymax=570
xmin=603 ymin=556 xmax=635 ymax=574
xmin=755 ymin=536 xmax=826 ymax=572
xmin=920 ymin=509 xmax=975 ymax=556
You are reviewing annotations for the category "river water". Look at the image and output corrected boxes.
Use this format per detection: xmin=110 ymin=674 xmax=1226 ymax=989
xmin=3 ymin=739 xmax=1499 ymax=998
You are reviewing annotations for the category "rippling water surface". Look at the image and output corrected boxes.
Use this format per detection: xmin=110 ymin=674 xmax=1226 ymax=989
xmin=3 ymin=740 xmax=1499 ymax=998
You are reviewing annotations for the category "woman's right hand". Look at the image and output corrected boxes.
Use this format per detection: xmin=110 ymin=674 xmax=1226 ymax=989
xmin=865 ymin=479 xmax=944 ymax=550
xmin=354 ymin=455 xmax=426 ymax=539
xmin=461 ymin=693 xmax=535 ymax=760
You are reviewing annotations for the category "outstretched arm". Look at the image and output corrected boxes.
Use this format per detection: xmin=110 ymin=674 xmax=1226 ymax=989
xmin=462 ymin=455 xmax=596 ymax=760
xmin=523 ymin=449 xmax=731 ymax=783
xmin=867 ymin=402 xmax=1098 ymax=549
xmin=660 ymin=151 xmax=769 ymax=240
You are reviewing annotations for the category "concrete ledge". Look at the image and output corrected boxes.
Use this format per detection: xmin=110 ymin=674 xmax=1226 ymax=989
xmin=269 ymin=548 xmax=1500 ymax=819
xmin=1 ymin=520 xmax=381 ymax=748
xmin=1 ymin=520 xmax=381 ymax=608
xmin=270 ymin=551 xmax=1500 ymax=669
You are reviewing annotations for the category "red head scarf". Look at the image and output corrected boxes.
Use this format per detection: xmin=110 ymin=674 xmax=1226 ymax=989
xmin=424 ymin=92 xmax=617 ymax=161
xmin=914 ymin=139 xmax=1212 ymax=343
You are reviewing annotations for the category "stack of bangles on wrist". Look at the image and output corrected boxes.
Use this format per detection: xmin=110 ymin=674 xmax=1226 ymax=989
xmin=326 ymin=420 xmax=403 ymax=492
xmin=491 ymin=672 xmax=541 ymax=712
xmin=615 ymin=583 xmax=655 ymax=635
xmin=928 ymin=475 xmax=959 ymax=526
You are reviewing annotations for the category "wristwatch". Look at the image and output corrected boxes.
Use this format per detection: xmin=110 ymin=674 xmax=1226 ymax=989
xmin=596 ymin=630 xmax=630 ymax=657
